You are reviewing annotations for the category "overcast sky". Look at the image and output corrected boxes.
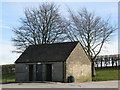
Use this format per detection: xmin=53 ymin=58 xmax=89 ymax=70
xmin=0 ymin=0 xmax=119 ymax=65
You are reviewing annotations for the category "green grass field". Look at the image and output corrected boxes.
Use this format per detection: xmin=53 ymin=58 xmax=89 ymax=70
xmin=0 ymin=74 xmax=15 ymax=83
xmin=92 ymin=68 xmax=120 ymax=81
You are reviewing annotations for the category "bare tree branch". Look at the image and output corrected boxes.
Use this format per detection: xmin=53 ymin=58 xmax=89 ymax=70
xmin=12 ymin=3 xmax=67 ymax=53
xmin=64 ymin=8 xmax=117 ymax=76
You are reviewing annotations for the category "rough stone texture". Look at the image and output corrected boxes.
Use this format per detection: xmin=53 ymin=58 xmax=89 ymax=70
xmin=15 ymin=64 xmax=29 ymax=82
xmin=66 ymin=43 xmax=92 ymax=82
xmin=52 ymin=62 xmax=63 ymax=82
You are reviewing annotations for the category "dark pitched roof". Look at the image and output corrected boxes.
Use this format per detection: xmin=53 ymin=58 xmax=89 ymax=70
xmin=15 ymin=41 xmax=79 ymax=63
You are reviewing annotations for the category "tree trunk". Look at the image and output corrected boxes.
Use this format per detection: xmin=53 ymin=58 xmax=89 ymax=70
xmin=91 ymin=61 xmax=96 ymax=77
xmin=116 ymin=61 xmax=117 ymax=67
xmin=97 ymin=63 xmax=98 ymax=68
xmin=101 ymin=59 xmax=102 ymax=69
xmin=112 ymin=58 xmax=114 ymax=67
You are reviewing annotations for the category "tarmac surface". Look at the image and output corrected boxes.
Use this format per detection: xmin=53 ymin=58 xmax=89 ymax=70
xmin=1 ymin=80 xmax=119 ymax=88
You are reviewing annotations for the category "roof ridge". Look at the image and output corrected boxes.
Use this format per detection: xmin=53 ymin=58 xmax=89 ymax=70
xmin=30 ymin=41 xmax=79 ymax=46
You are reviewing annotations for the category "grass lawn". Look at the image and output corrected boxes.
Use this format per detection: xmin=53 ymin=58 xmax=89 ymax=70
xmin=0 ymin=74 xmax=15 ymax=83
xmin=92 ymin=67 xmax=120 ymax=81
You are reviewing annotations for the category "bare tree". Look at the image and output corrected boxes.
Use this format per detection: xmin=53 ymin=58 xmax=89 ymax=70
xmin=12 ymin=3 xmax=67 ymax=53
xmin=65 ymin=8 xmax=117 ymax=76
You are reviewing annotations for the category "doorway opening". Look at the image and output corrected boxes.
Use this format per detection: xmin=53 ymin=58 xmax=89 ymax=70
xmin=29 ymin=64 xmax=33 ymax=81
xmin=46 ymin=64 xmax=52 ymax=81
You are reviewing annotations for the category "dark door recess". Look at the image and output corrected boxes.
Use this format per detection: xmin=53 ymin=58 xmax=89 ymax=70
xmin=46 ymin=64 xmax=52 ymax=81
xmin=29 ymin=64 xmax=33 ymax=81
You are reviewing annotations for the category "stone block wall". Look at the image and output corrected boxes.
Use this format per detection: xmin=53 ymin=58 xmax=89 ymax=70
xmin=66 ymin=43 xmax=92 ymax=82
xmin=15 ymin=64 xmax=29 ymax=82
xmin=52 ymin=62 xmax=63 ymax=82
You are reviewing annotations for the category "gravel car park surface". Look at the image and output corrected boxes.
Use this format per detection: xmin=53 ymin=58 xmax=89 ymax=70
xmin=2 ymin=80 xmax=118 ymax=88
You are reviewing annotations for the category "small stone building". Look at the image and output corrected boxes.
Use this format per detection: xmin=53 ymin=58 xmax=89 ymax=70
xmin=15 ymin=41 xmax=91 ymax=82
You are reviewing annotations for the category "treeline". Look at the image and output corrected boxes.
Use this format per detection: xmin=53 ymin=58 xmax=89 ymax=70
xmin=2 ymin=64 xmax=15 ymax=74
xmin=95 ymin=54 xmax=120 ymax=68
